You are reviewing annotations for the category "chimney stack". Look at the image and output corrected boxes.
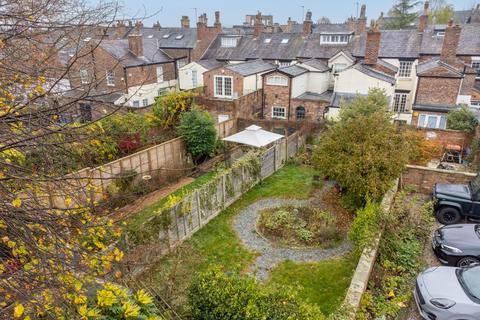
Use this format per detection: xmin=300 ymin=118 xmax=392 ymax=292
xmin=303 ymin=10 xmax=313 ymax=36
xmin=153 ymin=21 xmax=161 ymax=28
xmin=181 ymin=16 xmax=190 ymax=29
xmin=196 ymin=13 xmax=208 ymax=42
xmin=355 ymin=4 xmax=367 ymax=34
xmin=471 ymin=4 xmax=480 ymax=23
xmin=116 ymin=20 xmax=126 ymax=39
xmin=214 ymin=11 xmax=222 ymax=32
xmin=364 ymin=20 xmax=381 ymax=65
xmin=128 ymin=22 xmax=143 ymax=57
xmin=418 ymin=1 xmax=429 ymax=32
xmin=254 ymin=11 xmax=263 ymax=38
xmin=441 ymin=20 xmax=461 ymax=64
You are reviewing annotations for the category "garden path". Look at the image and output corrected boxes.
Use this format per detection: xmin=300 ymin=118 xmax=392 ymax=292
xmin=233 ymin=198 xmax=352 ymax=280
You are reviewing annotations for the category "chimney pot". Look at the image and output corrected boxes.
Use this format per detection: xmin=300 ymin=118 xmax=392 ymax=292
xmin=181 ymin=16 xmax=190 ymax=28
xmin=355 ymin=4 xmax=367 ymax=34
xmin=303 ymin=10 xmax=313 ymax=36
xmin=254 ymin=11 xmax=263 ymax=38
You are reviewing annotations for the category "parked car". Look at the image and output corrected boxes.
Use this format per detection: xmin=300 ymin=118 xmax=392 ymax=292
xmin=433 ymin=224 xmax=480 ymax=267
xmin=415 ymin=266 xmax=480 ymax=320
xmin=432 ymin=174 xmax=480 ymax=225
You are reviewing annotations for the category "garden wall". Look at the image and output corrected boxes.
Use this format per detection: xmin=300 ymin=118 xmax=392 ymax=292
xmin=401 ymin=165 xmax=476 ymax=194
xmin=46 ymin=120 xmax=237 ymax=208
xmin=417 ymin=127 xmax=472 ymax=150
xmin=121 ymin=132 xmax=303 ymax=276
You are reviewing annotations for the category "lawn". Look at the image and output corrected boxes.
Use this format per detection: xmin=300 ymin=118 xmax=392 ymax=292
xmin=136 ymin=164 xmax=355 ymax=316
xmin=267 ymin=256 xmax=357 ymax=315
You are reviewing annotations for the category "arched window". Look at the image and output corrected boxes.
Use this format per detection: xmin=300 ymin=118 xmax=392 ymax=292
xmin=296 ymin=106 xmax=306 ymax=120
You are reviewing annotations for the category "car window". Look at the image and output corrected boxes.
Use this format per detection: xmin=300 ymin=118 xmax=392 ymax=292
xmin=470 ymin=175 xmax=480 ymax=196
xmin=460 ymin=267 xmax=480 ymax=299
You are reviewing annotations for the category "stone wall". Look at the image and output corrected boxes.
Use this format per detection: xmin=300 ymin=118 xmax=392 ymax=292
xmin=401 ymin=165 xmax=476 ymax=194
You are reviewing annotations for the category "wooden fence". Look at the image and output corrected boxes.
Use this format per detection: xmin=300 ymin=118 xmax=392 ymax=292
xmin=122 ymin=132 xmax=303 ymax=275
xmin=47 ymin=119 xmax=238 ymax=208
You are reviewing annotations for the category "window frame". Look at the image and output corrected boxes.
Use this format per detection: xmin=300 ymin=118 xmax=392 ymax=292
xmin=320 ymin=34 xmax=350 ymax=44
xmin=142 ymin=98 xmax=149 ymax=107
xmin=472 ymin=59 xmax=480 ymax=79
xmin=333 ymin=63 xmax=347 ymax=73
xmin=191 ymin=70 xmax=198 ymax=87
xmin=393 ymin=91 xmax=409 ymax=112
xmin=221 ymin=37 xmax=239 ymax=48
xmin=106 ymin=70 xmax=115 ymax=86
xmin=398 ymin=60 xmax=414 ymax=78
xmin=296 ymin=106 xmax=306 ymax=120
xmin=418 ymin=114 xmax=447 ymax=129
xmin=266 ymin=75 xmax=288 ymax=86
xmin=214 ymin=75 xmax=233 ymax=98
xmin=132 ymin=100 xmax=140 ymax=108
xmin=79 ymin=69 xmax=89 ymax=84
xmin=272 ymin=106 xmax=287 ymax=119
xmin=156 ymin=66 xmax=164 ymax=83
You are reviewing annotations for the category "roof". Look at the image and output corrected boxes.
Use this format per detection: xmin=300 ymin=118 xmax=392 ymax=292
xmin=354 ymin=29 xmax=422 ymax=59
xmin=225 ymin=59 xmax=276 ymax=76
xmin=416 ymin=59 xmax=464 ymax=77
xmin=330 ymin=92 xmax=366 ymax=107
xmin=412 ymin=103 xmax=457 ymax=112
xmin=313 ymin=23 xmax=354 ymax=34
xmin=301 ymin=59 xmax=330 ymax=72
xmin=278 ymin=65 xmax=308 ymax=77
xmin=99 ymin=38 xmax=173 ymax=67
xmin=196 ymin=59 xmax=225 ymax=70
xmin=298 ymin=33 xmax=360 ymax=59
xmin=420 ymin=24 xmax=480 ymax=56
xmin=223 ymin=125 xmax=284 ymax=148
xmin=294 ymin=90 xmax=333 ymax=102
xmin=353 ymin=63 xmax=396 ymax=84
xmin=376 ymin=59 xmax=398 ymax=73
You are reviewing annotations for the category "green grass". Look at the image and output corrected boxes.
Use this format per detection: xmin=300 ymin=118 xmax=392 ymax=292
xmin=266 ymin=256 xmax=358 ymax=315
xmin=125 ymin=171 xmax=217 ymax=232
xmin=137 ymin=164 xmax=354 ymax=315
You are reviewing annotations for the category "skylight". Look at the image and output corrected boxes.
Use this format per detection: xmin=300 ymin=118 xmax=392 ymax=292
xmin=175 ymin=35 xmax=184 ymax=40
xmin=281 ymin=39 xmax=289 ymax=44
xmin=147 ymin=35 xmax=154 ymax=38
xmin=264 ymin=38 xmax=272 ymax=44
xmin=162 ymin=34 xmax=170 ymax=39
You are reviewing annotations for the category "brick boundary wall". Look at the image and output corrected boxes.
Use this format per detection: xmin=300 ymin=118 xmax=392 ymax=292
xmin=343 ymin=179 xmax=399 ymax=318
xmin=402 ymin=165 xmax=477 ymax=195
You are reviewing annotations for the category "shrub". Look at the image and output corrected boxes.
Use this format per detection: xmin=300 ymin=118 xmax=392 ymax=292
xmin=187 ymin=267 xmax=324 ymax=320
xmin=176 ymin=108 xmax=217 ymax=163
xmin=447 ymin=105 xmax=478 ymax=133
xmin=152 ymin=91 xmax=196 ymax=128
xmin=405 ymin=129 xmax=443 ymax=165
xmin=348 ymin=201 xmax=383 ymax=255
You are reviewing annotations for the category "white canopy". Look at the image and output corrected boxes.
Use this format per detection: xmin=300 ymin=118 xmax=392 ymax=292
xmin=222 ymin=125 xmax=284 ymax=148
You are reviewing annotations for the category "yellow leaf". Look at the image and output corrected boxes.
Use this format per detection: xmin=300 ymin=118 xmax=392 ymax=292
xmin=64 ymin=197 xmax=72 ymax=207
xmin=14 ymin=303 xmax=24 ymax=318
xmin=12 ymin=198 xmax=22 ymax=208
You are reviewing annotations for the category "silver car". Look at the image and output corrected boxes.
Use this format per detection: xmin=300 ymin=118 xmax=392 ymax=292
xmin=415 ymin=266 xmax=480 ymax=320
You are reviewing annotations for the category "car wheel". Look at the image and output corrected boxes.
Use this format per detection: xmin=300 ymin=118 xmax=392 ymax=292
xmin=436 ymin=207 xmax=461 ymax=225
xmin=457 ymin=256 xmax=480 ymax=267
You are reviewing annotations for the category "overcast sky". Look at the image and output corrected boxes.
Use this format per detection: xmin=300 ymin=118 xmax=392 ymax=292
xmin=114 ymin=0 xmax=479 ymax=27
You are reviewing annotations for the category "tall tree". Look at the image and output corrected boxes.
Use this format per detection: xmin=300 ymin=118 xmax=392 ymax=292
xmin=385 ymin=0 xmax=421 ymax=29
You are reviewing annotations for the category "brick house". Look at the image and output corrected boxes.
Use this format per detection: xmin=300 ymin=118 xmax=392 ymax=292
xmin=412 ymin=21 xmax=480 ymax=129
xmin=262 ymin=60 xmax=331 ymax=122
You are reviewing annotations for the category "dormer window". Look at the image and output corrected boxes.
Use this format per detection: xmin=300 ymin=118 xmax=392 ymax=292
xmin=281 ymin=39 xmax=289 ymax=44
xmin=162 ymin=34 xmax=170 ymax=39
xmin=175 ymin=35 xmax=184 ymax=40
xmin=221 ymin=37 xmax=239 ymax=48
xmin=320 ymin=34 xmax=350 ymax=44
xmin=264 ymin=38 xmax=271 ymax=44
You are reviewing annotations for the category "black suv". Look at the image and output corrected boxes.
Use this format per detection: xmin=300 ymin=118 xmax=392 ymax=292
xmin=433 ymin=174 xmax=480 ymax=225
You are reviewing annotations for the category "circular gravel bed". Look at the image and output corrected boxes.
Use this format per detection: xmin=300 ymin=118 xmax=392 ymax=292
xmin=233 ymin=198 xmax=352 ymax=280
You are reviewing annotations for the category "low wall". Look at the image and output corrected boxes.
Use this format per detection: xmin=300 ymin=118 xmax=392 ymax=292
xmin=122 ymin=132 xmax=303 ymax=275
xmin=343 ymin=180 xmax=399 ymax=318
xmin=402 ymin=165 xmax=476 ymax=194
xmin=418 ymin=127 xmax=472 ymax=149
xmin=196 ymin=90 xmax=263 ymax=121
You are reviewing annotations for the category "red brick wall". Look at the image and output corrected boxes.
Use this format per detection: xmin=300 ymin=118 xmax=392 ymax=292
xmin=364 ymin=29 xmax=381 ymax=65
xmin=191 ymin=23 xmax=220 ymax=61
xmin=402 ymin=165 xmax=476 ymax=194
xmin=291 ymin=99 xmax=328 ymax=122
xmin=414 ymin=127 xmax=473 ymax=148
xmin=416 ymin=77 xmax=461 ymax=106
xmin=263 ymin=72 xmax=291 ymax=120
xmin=196 ymin=89 xmax=262 ymax=120
xmin=92 ymin=46 xmax=126 ymax=92
xmin=125 ymin=62 xmax=176 ymax=88
xmin=203 ymin=68 xmax=243 ymax=99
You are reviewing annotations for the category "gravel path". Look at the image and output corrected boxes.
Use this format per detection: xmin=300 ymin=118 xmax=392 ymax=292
xmin=233 ymin=198 xmax=352 ymax=280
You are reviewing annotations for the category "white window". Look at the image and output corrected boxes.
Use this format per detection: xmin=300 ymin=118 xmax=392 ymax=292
xmin=221 ymin=37 xmax=239 ymax=48
xmin=191 ymin=70 xmax=198 ymax=87
xmin=79 ymin=69 xmax=89 ymax=84
xmin=279 ymin=61 xmax=291 ymax=67
xmin=418 ymin=114 xmax=447 ymax=129
xmin=214 ymin=76 xmax=233 ymax=98
xmin=436 ymin=31 xmax=445 ymax=37
xmin=142 ymin=98 xmax=148 ymax=107
xmin=472 ymin=59 xmax=480 ymax=78
xmin=472 ymin=101 xmax=480 ymax=107
xmin=264 ymin=38 xmax=272 ymax=44
xmin=106 ymin=70 xmax=115 ymax=86
xmin=272 ymin=106 xmax=287 ymax=119
xmin=320 ymin=34 xmax=350 ymax=44
xmin=398 ymin=61 xmax=413 ymax=78
xmin=132 ymin=100 xmax=140 ymax=107
xmin=281 ymin=38 xmax=289 ymax=44
xmin=177 ymin=58 xmax=188 ymax=69
xmin=393 ymin=92 xmax=408 ymax=112
xmin=266 ymin=75 xmax=288 ymax=86
xmin=156 ymin=66 xmax=164 ymax=83
xmin=333 ymin=63 xmax=347 ymax=73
